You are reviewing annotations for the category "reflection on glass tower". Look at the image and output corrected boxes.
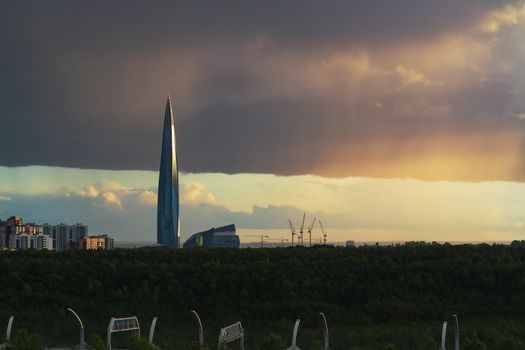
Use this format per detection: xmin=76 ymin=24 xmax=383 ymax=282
xmin=157 ymin=96 xmax=180 ymax=247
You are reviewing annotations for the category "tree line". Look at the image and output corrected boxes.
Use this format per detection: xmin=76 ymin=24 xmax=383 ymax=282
xmin=1 ymin=244 xmax=525 ymax=349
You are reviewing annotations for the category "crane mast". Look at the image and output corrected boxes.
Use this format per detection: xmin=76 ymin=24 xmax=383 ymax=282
xmin=307 ymin=217 xmax=317 ymax=247
xmin=299 ymin=213 xmax=306 ymax=246
xmin=319 ymin=220 xmax=327 ymax=245
xmin=288 ymin=219 xmax=297 ymax=246
xmin=247 ymin=234 xmax=269 ymax=248
xmin=267 ymin=238 xmax=289 ymax=247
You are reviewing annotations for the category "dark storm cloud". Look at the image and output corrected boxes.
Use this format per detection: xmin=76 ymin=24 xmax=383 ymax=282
xmin=2 ymin=0 xmax=525 ymax=181
xmin=178 ymin=97 xmax=525 ymax=180
xmin=1 ymin=0 xmax=514 ymax=50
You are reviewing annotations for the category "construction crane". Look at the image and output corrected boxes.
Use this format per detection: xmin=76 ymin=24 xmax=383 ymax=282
xmin=319 ymin=220 xmax=327 ymax=245
xmin=247 ymin=234 xmax=269 ymax=247
xmin=267 ymin=238 xmax=289 ymax=247
xmin=299 ymin=213 xmax=306 ymax=246
xmin=307 ymin=217 xmax=317 ymax=247
xmin=288 ymin=219 xmax=297 ymax=246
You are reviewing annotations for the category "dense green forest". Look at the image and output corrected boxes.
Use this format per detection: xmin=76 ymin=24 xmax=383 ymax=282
xmin=1 ymin=244 xmax=525 ymax=349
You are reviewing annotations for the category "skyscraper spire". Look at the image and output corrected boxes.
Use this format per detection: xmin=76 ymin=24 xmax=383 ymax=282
xmin=164 ymin=95 xmax=174 ymax=125
xmin=157 ymin=96 xmax=180 ymax=247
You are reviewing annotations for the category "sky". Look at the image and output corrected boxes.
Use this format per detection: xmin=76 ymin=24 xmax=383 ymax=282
xmin=2 ymin=1 xmax=525 ymax=243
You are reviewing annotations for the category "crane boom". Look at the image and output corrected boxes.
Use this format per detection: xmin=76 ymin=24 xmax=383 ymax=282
xmin=289 ymin=219 xmax=296 ymax=232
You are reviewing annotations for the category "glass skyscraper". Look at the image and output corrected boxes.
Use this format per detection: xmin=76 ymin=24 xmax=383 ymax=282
xmin=157 ymin=96 xmax=180 ymax=247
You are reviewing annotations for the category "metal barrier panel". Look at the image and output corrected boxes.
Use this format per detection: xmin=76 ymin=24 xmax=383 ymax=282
xmin=218 ymin=322 xmax=244 ymax=350
xmin=107 ymin=316 xmax=141 ymax=350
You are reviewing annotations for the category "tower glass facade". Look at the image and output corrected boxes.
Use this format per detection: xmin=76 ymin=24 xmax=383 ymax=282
xmin=157 ymin=96 xmax=180 ymax=247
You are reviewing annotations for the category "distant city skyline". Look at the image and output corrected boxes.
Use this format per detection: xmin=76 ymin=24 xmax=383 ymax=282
xmin=2 ymin=1 xmax=525 ymax=243
xmin=3 ymin=166 xmax=525 ymax=243
xmin=0 ymin=215 xmax=115 ymax=251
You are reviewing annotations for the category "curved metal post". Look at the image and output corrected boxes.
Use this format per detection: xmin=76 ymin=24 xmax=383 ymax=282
xmin=319 ymin=313 xmax=330 ymax=350
xmin=240 ymin=333 xmax=245 ymax=350
xmin=292 ymin=319 xmax=300 ymax=346
xmin=6 ymin=316 xmax=14 ymax=341
xmin=191 ymin=310 xmax=204 ymax=346
xmin=149 ymin=317 xmax=158 ymax=345
xmin=453 ymin=314 xmax=459 ymax=350
xmin=107 ymin=317 xmax=115 ymax=350
xmin=286 ymin=319 xmax=302 ymax=350
xmin=440 ymin=321 xmax=448 ymax=350
xmin=66 ymin=308 xmax=85 ymax=349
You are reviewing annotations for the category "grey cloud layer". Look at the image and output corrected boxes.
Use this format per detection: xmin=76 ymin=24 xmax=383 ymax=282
xmin=2 ymin=1 xmax=525 ymax=180
xmin=2 ymin=1 xmax=510 ymax=49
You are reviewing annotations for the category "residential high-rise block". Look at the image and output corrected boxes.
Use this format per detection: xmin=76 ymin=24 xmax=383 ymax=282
xmin=43 ymin=223 xmax=88 ymax=251
xmin=81 ymin=235 xmax=114 ymax=250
